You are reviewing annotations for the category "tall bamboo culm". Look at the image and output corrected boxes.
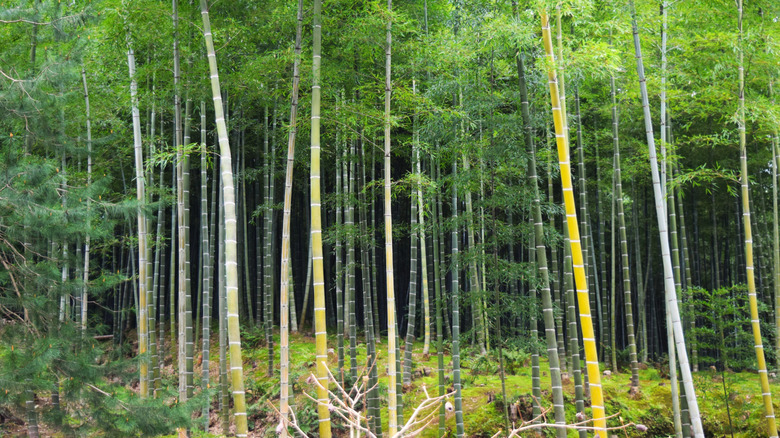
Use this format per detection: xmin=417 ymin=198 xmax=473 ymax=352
xmin=450 ymin=161 xmax=464 ymax=438
xmin=540 ymin=12 xmax=606 ymax=436
xmin=384 ymin=0 xmax=399 ymax=432
xmin=772 ymin=81 xmax=780 ymax=365
xmin=200 ymin=101 xmax=212 ymax=430
xmin=278 ymin=0 xmax=303 ymax=433
xmin=737 ymin=2 xmax=778 ymax=435
xmin=199 ymin=1 xmax=248 ymax=435
xmin=308 ymin=0 xmax=332 ymax=432
xmin=126 ymin=30 xmax=149 ymax=399
xmin=81 ymin=68 xmax=93 ymax=335
xmin=610 ymin=74 xmax=639 ymax=388
xmin=519 ymin=52 xmax=566 ymax=435
xmin=628 ymin=2 xmax=703 ymax=436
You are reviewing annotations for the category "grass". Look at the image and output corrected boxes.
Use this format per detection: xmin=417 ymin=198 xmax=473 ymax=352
xmin=181 ymin=328 xmax=780 ymax=437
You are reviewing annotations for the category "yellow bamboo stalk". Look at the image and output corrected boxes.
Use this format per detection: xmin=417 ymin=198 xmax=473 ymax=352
xmin=738 ymin=2 xmax=778 ymax=436
xmin=310 ymin=0 xmax=331 ymax=433
xmin=199 ymin=1 xmax=248 ymax=435
xmin=385 ymin=0 xmax=398 ymax=433
xmin=540 ymin=12 xmax=606 ymax=437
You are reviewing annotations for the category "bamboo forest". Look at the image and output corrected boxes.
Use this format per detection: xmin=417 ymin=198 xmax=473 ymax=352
xmin=5 ymin=0 xmax=780 ymax=436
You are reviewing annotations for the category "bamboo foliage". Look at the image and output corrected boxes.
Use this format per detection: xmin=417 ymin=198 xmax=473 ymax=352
xmin=540 ymin=12 xmax=606 ymax=437
xmin=737 ymin=2 xmax=778 ymax=436
xmin=199 ymin=1 xmax=248 ymax=435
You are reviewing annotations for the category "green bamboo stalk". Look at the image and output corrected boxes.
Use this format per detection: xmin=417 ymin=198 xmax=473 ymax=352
xmin=126 ymin=28 xmax=149 ymax=399
xmin=772 ymin=84 xmax=780 ymax=363
xmin=462 ymin=154 xmax=486 ymax=355
xmin=170 ymin=161 xmax=177 ymax=356
xmin=515 ymin=48 xmax=566 ymax=438
xmin=737 ymin=2 xmax=778 ymax=435
xmin=436 ymin=160 xmax=452 ymax=341
xmin=173 ymin=0 xmax=186 ymax=402
xmin=358 ymin=140 xmax=381 ymax=435
xmin=405 ymin=137 xmax=421 ymax=376
xmin=264 ymin=105 xmax=274 ymax=376
xmin=256 ymin=177 xmax=263 ymax=329
xmin=519 ymin=49 xmax=567 ymax=435
xmin=611 ymin=75 xmax=639 ymax=388
xmin=529 ymin=243 xmax=541 ymax=421
xmin=59 ymin=152 xmax=69 ymax=323
xmin=450 ymin=161 xmax=465 ymax=438
xmin=217 ymin=172 xmax=229 ymax=432
xmin=299 ymin=236 xmax=312 ymax=330
xmin=241 ymin=124 xmax=253 ymax=328
xmin=610 ymin=166 xmax=617 ymax=372
xmin=596 ymin=146 xmax=607 ymax=363
xmin=675 ymin=162 xmax=697 ymax=372
xmin=371 ymin=146 xmax=381 ymax=345
xmin=564 ymin=225 xmax=586 ymax=438
xmin=335 ymin=140 xmax=344 ymax=376
xmin=200 ymin=101 xmax=212 ymax=430
xmin=632 ymin=179 xmax=647 ymax=363
xmin=411 ymin=126 xmax=440 ymax=431
xmin=278 ymin=0 xmax=303 ymax=429
xmin=200 ymin=2 xmax=248 ymax=434
xmin=347 ymin=137 xmax=358 ymax=383
xmin=151 ymin=100 xmax=164 ymax=393
xmin=81 ymin=68 xmax=92 ymax=335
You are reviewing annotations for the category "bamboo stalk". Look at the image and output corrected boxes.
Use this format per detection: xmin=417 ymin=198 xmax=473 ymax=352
xmin=308 ymin=0 xmax=332 ymax=431
xmin=737 ymin=2 xmax=778 ymax=435
xmin=199 ymin=1 xmax=248 ymax=434
xmin=627 ymin=2 xmax=703 ymax=435
xmin=540 ymin=12 xmax=606 ymax=436
xmin=126 ymin=29 xmax=149 ymax=399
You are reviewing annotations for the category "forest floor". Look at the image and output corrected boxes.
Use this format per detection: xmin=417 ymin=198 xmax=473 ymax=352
xmin=176 ymin=329 xmax=780 ymax=438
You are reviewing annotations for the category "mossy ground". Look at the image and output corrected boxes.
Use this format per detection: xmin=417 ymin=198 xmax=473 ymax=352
xmin=176 ymin=330 xmax=780 ymax=437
